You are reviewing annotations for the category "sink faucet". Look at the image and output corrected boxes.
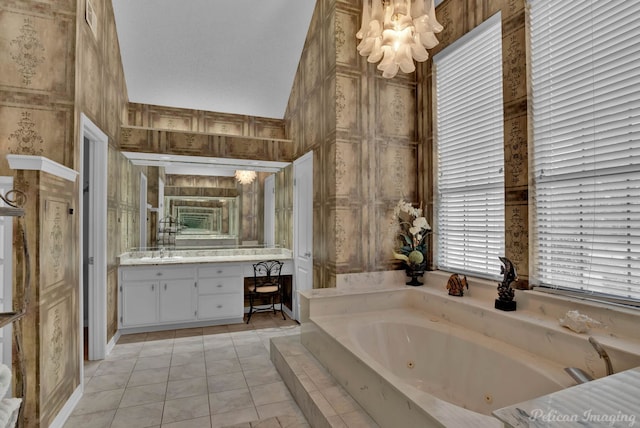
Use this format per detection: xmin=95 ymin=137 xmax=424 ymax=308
xmin=159 ymin=247 xmax=165 ymax=259
xmin=588 ymin=336 xmax=614 ymax=376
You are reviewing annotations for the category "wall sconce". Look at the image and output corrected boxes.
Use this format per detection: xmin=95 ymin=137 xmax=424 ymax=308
xmin=235 ymin=170 xmax=257 ymax=185
xmin=356 ymin=0 xmax=443 ymax=78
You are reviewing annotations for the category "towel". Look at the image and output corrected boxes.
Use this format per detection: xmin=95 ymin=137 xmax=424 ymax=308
xmin=0 ymin=398 xmax=21 ymax=428
xmin=0 ymin=365 xmax=10 ymax=399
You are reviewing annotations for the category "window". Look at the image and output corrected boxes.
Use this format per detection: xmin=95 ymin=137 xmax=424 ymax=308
xmin=433 ymin=14 xmax=505 ymax=279
xmin=530 ymin=0 xmax=640 ymax=302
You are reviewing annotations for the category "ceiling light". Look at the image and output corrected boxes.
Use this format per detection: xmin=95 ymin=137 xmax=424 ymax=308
xmin=235 ymin=170 xmax=257 ymax=185
xmin=356 ymin=0 xmax=443 ymax=78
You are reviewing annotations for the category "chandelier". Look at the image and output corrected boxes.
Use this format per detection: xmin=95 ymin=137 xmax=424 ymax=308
xmin=235 ymin=170 xmax=257 ymax=185
xmin=356 ymin=0 xmax=443 ymax=78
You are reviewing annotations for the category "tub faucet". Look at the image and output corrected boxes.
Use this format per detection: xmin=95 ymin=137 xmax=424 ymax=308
xmin=588 ymin=336 xmax=614 ymax=376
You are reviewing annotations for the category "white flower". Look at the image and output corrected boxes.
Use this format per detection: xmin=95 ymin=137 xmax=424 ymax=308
xmin=413 ymin=216 xmax=430 ymax=231
xmin=409 ymin=226 xmax=421 ymax=235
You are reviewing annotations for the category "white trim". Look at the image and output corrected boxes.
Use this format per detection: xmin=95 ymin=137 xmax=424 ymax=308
xmin=106 ymin=331 xmax=120 ymax=356
xmin=6 ymin=155 xmax=78 ymax=182
xmin=79 ymin=113 xmax=109 ymax=361
xmin=0 ymin=176 xmax=14 ymax=393
xmin=293 ymin=151 xmax=313 ymax=321
xmin=48 ymin=384 xmax=83 ymax=428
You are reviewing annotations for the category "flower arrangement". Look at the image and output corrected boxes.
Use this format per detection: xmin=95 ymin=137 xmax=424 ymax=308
xmin=392 ymin=199 xmax=431 ymax=268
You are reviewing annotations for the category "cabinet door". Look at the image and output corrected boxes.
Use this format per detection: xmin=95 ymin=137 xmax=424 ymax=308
xmin=122 ymin=281 xmax=158 ymax=326
xmin=159 ymin=279 xmax=196 ymax=323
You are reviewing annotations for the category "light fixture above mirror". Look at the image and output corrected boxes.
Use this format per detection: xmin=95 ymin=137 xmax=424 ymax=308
xmin=234 ymin=170 xmax=257 ymax=185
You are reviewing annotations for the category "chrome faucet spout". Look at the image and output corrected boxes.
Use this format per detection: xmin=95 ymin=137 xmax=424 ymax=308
xmin=588 ymin=336 xmax=614 ymax=376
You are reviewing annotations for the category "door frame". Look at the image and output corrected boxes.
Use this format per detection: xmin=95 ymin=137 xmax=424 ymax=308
xmin=79 ymin=113 xmax=108 ymax=362
xmin=139 ymin=172 xmax=147 ymax=248
xmin=0 ymin=176 xmax=14 ymax=385
xmin=264 ymin=174 xmax=275 ymax=247
xmin=293 ymin=151 xmax=313 ymax=321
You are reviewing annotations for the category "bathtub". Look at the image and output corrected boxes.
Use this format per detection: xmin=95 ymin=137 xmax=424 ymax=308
xmin=301 ymin=307 xmax=574 ymax=427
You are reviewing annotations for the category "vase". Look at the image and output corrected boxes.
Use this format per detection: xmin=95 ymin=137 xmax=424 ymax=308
xmin=405 ymin=262 xmax=426 ymax=286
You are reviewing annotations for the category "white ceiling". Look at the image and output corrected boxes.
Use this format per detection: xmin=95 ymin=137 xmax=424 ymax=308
xmin=112 ymin=0 xmax=316 ymax=120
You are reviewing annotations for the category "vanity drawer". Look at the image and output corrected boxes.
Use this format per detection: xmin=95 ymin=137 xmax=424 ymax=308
xmin=198 ymin=264 xmax=242 ymax=278
xmin=198 ymin=293 xmax=242 ymax=320
xmin=198 ymin=277 xmax=241 ymax=295
xmin=121 ymin=266 xmax=194 ymax=281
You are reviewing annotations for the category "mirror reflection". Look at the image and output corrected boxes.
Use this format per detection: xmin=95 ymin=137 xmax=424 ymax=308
xmin=161 ymin=195 xmax=239 ymax=247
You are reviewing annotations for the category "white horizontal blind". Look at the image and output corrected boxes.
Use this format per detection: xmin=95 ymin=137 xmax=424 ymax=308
xmin=434 ymin=14 xmax=505 ymax=279
xmin=530 ymin=0 xmax=640 ymax=301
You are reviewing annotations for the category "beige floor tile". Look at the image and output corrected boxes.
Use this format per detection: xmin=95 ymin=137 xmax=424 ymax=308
xmin=83 ymin=360 xmax=101 ymax=378
xmin=120 ymin=382 xmax=167 ymax=408
xmin=111 ymin=402 xmax=164 ymax=428
xmin=242 ymin=367 xmax=281 ymax=387
xmin=210 ymin=407 xmax=258 ymax=428
xmin=140 ymin=343 xmax=175 ymax=358
xmin=94 ymin=359 xmax=136 ymax=376
xmin=136 ymin=354 xmax=173 ymax=370
xmin=207 ymin=371 xmax=247 ymax=393
xmin=171 ymin=350 xmax=206 ymax=367
xmin=326 ymin=415 xmax=348 ymax=428
xmin=205 ymin=347 xmax=238 ymax=362
xmin=321 ymin=386 xmax=359 ymax=414
xmin=276 ymin=414 xmax=310 ymax=428
xmin=339 ymin=410 xmax=379 ymax=428
xmin=250 ymin=417 xmax=280 ymax=428
xmin=206 ymin=358 xmax=243 ymax=376
xmin=129 ymin=367 xmax=170 ymax=387
xmin=72 ymin=389 xmax=124 ymax=415
xmin=223 ymin=424 xmax=251 ymax=428
xmin=209 ymin=388 xmax=254 ymax=414
xmin=84 ymin=372 xmax=130 ymax=393
xmin=169 ymin=361 xmax=207 ymax=381
xmin=162 ymin=415 xmax=212 ymax=428
xmin=62 ymin=409 xmax=115 ymax=428
xmin=173 ymin=341 xmax=205 ymax=354
xmin=249 ymin=381 xmax=292 ymax=407
xmin=166 ymin=377 xmax=208 ymax=400
xmin=255 ymin=399 xmax=304 ymax=420
xmin=238 ymin=355 xmax=273 ymax=372
xmin=234 ymin=343 xmax=268 ymax=359
xmin=162 ymin=394 xmax=211 ymax=424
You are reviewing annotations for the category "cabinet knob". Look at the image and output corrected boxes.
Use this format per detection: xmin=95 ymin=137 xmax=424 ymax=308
xmin=151 ymin=284 xmax=154 ymax=291
xmin=217 ymin=305 xmax=223 ymax=309
xmin=217 ymin=284 xmax=223 ymax=288
xmin=216 ymin=270 xmax=223 ymax=274
xmin=164 ymin=283 xmax=167 ymax=290
xmin=156 ymin=272 xmax=163 ymax=276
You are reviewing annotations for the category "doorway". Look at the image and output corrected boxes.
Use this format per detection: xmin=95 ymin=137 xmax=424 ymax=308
xmin=293 ymin=151 xmax=313 ymax=321
xmin=79 ymin=114 xmax=108 ymax=363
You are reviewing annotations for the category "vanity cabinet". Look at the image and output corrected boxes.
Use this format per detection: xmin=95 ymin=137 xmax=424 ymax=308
xmin=120 ymin=265 xmax=196 ymax=327
xmin=119 ymin=262 xmax=248 ymax=332
xmin=197 ymin=264 xmax=243 ymax=320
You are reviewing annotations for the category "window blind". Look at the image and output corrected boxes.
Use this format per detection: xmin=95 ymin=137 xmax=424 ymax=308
xmin=434 ymin=14 xmax=505 ymax=279
xmin=530 ymin=0 xmax=640 ymax=301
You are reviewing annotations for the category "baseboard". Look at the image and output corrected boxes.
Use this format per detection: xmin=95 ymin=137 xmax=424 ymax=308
xmin=48 ymin=384 xmax=82 ymax=428
xmin=106 ymin=331 xmax=120 ymax=356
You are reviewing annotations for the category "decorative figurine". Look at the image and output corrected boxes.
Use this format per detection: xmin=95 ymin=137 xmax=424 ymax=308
xmin=495 ymin=256 xmax=518 ymax=311
xmin=446 ymin=274 xmax=468 ymax=296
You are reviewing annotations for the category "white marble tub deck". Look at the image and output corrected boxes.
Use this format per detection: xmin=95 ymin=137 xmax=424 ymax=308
xmin=299 ymin=271 xmax=640 ymax=427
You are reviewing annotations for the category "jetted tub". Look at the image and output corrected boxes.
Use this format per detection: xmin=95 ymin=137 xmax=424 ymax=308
xmin=302 ymin=308 xmax=575 ymax=427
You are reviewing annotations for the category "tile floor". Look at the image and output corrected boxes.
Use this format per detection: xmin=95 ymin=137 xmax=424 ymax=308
xmin=63 ymin=313 xmax=309 ymax=428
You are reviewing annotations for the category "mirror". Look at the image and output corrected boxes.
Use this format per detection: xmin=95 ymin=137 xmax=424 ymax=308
xmin=122 ymin=151 xmax=290 ymax=249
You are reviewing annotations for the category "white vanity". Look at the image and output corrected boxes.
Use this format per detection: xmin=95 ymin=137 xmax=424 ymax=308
xmin=118 ymin=248 xmax=293 ymax=333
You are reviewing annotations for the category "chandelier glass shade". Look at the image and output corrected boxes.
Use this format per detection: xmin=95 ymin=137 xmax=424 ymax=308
xmin=235 ymin=170 xmax=257 ymax=185
xmin=356 ymin=0 xmax=443 ymax=78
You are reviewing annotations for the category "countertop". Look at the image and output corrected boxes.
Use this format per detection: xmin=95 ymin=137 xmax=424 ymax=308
xmin=118 ymin=248 xmax=293 ymax=266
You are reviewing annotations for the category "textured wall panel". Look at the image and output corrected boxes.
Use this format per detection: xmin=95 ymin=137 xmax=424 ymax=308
xmin=0 ymin=10 xmax=74 ymax=95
